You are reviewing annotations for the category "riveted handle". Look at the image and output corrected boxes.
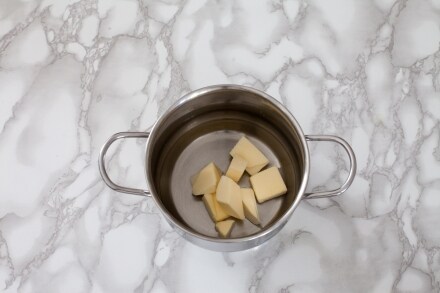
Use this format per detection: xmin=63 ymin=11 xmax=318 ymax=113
xmin=304 ymin=135 xmax=356 ymax=199
xmin=98 ymin=132 xmax=151 ymax=196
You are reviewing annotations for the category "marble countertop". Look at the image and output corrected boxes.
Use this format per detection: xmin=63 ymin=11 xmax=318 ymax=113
xmin=1 ymin=0 xmax=440 ymax=292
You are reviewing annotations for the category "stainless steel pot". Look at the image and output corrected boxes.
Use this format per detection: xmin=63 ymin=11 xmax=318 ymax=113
xmin=98 ymin=85 xmax=356 ymax=251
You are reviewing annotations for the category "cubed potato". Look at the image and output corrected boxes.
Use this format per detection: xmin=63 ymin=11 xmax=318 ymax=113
xmin=191 ymin=162 xmax=221 ymax=196
xmin=215 ymin=219 xmax=235 ymax=238
xmin=230 ymin=136 xmax=269 ymax=175
xmin=216 ymin=176 xmax=244 ymax=220
xmin=241 ymin=188 xmax=260 ymax=226
xmin=250 ymin=167 xmax=287 ymax=203
xmin=225 ymin=155 xmax=247 ymax=182
xmin=246 ymin=163 xmax=268 ymax=176
xmin=202 ymin=193 xmax=229 ymax=222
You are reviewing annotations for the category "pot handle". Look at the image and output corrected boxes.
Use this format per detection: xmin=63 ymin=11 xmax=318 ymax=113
xmin=303 ymin=135 xmax=356 ymax=199
xmin=98 ymin=132 xmax=151 ymax=196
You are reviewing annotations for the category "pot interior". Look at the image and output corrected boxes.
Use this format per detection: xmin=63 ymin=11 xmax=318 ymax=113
xmin=147 ymin=87 xmax=307 ymax=238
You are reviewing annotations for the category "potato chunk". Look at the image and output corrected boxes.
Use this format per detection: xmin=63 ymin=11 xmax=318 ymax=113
xmin=202 ymin=193 xmax=229 ymax=222
xmin=230 ymin=136 xmax=269 ymax=175
xmin=225 ymin=155 xmax=247 ymax=182
xmin=250 ymin=167 xmax=287 ymax=203
xmin=215 ymin=219 xmax=235 ymax=238
xmin=216 ymin=176 xmax=244 ymax=220
xmin=191 ymin=162 xmax=221 ymax=196
xmin=241 ymin=188 xmax=260 ymax=225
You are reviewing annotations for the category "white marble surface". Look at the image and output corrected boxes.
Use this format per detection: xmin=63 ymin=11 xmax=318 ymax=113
xmin=1 ymin=0 xmax=440 ymax=292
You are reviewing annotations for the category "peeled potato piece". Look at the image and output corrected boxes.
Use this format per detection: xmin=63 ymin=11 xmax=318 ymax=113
xmin=226 ymin=155 xmax=247 ymax=182
xmin=216 ymin=176 xmax=245 ymax=220
xmin=215 ymin=219 xmax=235 ymax=238
xmin=250 ymin=167 xmax=287 ymax=203
xmin=191 ymin=162 xmax=221 ymax=196
xmin=246 ymin=163 xmax=268 ymax=176
xmin=202 ymin=193 xmax=229 ymax=222
xmin=241 ymin=188 xmax=260 ymax=226
xmin=230 ymin=136 xmax=269 ymax=175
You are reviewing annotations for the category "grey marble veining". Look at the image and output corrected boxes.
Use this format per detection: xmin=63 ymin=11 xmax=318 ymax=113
xmin=0 ymin=0 xmax=439 ymax=292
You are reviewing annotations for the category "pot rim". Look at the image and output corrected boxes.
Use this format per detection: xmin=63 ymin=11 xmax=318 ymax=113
xmin=145 ymin=84 xmax=310 ymax=245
